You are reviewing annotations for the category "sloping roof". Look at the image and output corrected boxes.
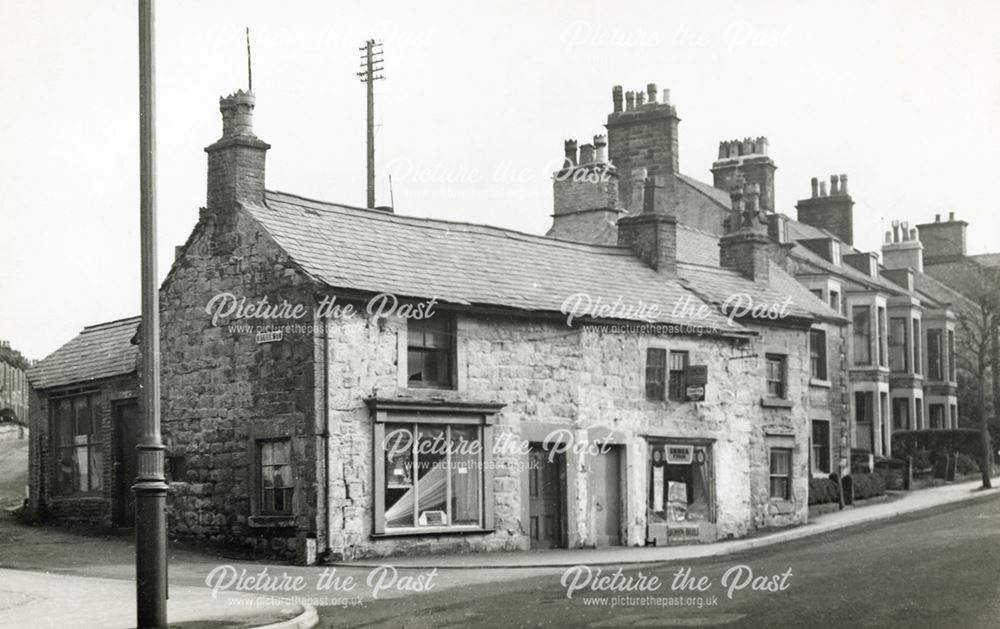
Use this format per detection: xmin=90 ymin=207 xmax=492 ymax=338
xmin=969 ymin=253 xmax=1000 ymax=268
xmin=27 ymin=317 xmax=140 ymax=390
xmin=674 ymin=173 xmax=732 ymax=209
xmin=913 ymin=271 xmax=974 ymax=311
xmin=676 ymin=224 xmax=721 ymax=267
xmin=247 ymin=191 xmax=743 ymax=332
xmin=678 ymin=263 xmax=845 ymax=325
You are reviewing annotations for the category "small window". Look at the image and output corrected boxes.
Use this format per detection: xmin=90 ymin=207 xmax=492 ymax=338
xmin=809 ymin=329 xmax=827 ymax=380
xmin=407 ymin=315 xmax=455 ymax=389
xmin=259 ymin=440 xmax=293 ymax=515
xmin=765 ymin=354 xmax=786 ymax=399
xmin=769 ymin=449 xmax=792 ymax=500
xmin=645 ymin=348 xmax=666 ymax=401
xmin=667 ymin=351 xmax=689 ymax=402
xmin=811 ymin=421 xmax=830 ymax=474
xmin=828 ymin=290 xmax=841 ymax=314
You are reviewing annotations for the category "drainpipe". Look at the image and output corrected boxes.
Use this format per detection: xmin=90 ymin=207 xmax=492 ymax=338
xmin=322 ymin=316 xmax=331 ymax=560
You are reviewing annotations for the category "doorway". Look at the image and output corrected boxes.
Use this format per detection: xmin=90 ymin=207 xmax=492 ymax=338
xmin=112 ymin=401 xmax=138 ymax=527
xmin=528 ymin=443 xmax=566 ymax=549
xmin=590 ymin=445 xmax=622 ymax=546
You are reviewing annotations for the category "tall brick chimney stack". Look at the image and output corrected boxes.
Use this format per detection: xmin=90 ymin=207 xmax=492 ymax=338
xmin=719 ymin=182 xmax=771 ymax=281
xmin=205 ymin=90 xmax=270 ymax=214
xmin=606 ymin=82 xmax=680 ymax=211
xmin=547 ymin=135 xmax=622 ymax=245
xmin=916 ymin=212 xmax=968 ymax=262
xmin=617 ymin=176 xmax=678 ymax=276
xmin=795 ymin=173 xmax=855 ymax=245
xmin=711 ymin=137 xmax=777 ymax=213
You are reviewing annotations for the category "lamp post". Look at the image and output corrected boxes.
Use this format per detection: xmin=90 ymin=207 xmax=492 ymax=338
xmin=136 ymin=1 xmax=168 ymax=627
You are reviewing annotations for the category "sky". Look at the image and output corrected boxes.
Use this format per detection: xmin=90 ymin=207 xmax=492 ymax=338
xmin=2 ymin=0 xmax=999 ymax=360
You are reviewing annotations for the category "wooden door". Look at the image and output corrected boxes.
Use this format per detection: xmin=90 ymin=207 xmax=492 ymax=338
xmin=591 ymin=446 xmax=622 ymax=546
xmin=528 ymin=445 xmax=564 ymax=549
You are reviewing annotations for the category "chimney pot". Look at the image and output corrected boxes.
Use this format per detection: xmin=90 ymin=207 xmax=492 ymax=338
xmin=647 ymin=83 xmax=657 ymax=103
xmin=563 ymin=139 xmax=578 ymax=166
xmin=662 ymin=88 xmax=670 ymax=104
xmin=593 ymin=134 xmax=607 ymax=163
xmin=885 ymin=230 xmax=893 ymax=244
xmin=839 ymin=173 xmax=848 ymax=195
xmin=625 ymin=91 xmax=635 ymax=111
xmin=830 ymin=174 xmax=840 ymax=196
xmin=810 ymin=177 xmax=819 ymax=198
xmin=949 ymin=211 xmax=955 ymax=221
xmin=578 ymin=143 xmax=595 ymax=165
xmin=819 ymin=181 xmax=827 ymax=197
xmin=612 ymin=85 xmax=623 ymax=113
xmin=935 ymin=213 xmax=941 ymax=222
xmin=635 ymin=91 xmax=646 ymax=106
xmin=910 ymin=228 xmax=917 ymax=240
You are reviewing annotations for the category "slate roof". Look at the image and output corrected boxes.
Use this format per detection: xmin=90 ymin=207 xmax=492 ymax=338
xmin=27 ymin=316 xmax=140 ymax=390
xmin=676 ymin=224 xmax=721 ymax=267
xmin=678 ymin=263 xmax=845 ymax=325
xmin=247 ymin=191 xmax=746 ymax=332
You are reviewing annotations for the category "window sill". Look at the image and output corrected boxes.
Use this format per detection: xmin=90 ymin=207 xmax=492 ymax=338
xmin=769 ymin=499 xmax=797 ymax=514
xmin=248 ymin=515 xmax=296 ymax=529
xmin=374 ymin=526 xmax=490 ymax=538
xmin=809 ymin=378 xmax=832 ymax=389
xmin=51 ymin=494 xmax=105 ymax=502
xmin=760 ymin=398 xmax=793 ymax=409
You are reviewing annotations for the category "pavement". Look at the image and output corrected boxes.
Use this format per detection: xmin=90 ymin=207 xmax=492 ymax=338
xmin=332 ymin=476 xmax=1000 ymax=568
xmin=0 ymin=476 xmax=996 ymax=628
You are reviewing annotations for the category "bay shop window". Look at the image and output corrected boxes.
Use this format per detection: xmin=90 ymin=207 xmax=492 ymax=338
xmin=368 ymin=399 xmax=503 ymax=535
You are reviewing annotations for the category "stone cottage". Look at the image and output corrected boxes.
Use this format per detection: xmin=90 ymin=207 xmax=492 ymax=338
xmin=154 ymin=87 xmax=838 ymax=562
xmin=26 ymin=317 xmax=141 ymax=527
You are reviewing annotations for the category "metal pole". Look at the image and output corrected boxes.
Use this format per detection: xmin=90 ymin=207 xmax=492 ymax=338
xmin=136 ymin=1 xmax=168 ymax=627
xmin=365 ymin=40 xmax=375 ymax=209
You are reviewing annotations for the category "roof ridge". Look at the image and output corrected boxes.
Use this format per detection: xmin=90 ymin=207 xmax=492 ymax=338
xmin=82 ymin=315 xmax=142 ymax=331
xmin=263 ymin=190 xmax=635 ymax=256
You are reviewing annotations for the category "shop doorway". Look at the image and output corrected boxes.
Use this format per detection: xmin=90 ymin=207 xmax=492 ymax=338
xmin=647 ymin=441 xmax=715 ymax=545
xmin=590 ymin=445 xmax=622 ymax=546
xmin=528 ymin=443 xmax=566 ymax=549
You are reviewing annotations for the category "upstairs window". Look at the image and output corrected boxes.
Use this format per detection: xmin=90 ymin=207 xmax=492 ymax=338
xmin=852 ymin=306 xmax=872 ymax=365
xmin=667 ymin=351 xmax=689 ymax=402
xmin=765 ymin=354 xmax=786 ymax=399
xmin=948 ymin=330 xmax=956 ymax=381
xmin=828 ymin=290 xmax=841 ymax=315
xmin=52 ymin=394 xmax=102 ymax=496
xmin=408 ymin=315 xmax=455 ymax=389
xmin=927 ymin=329 xmax=943 ymax=381
xmin=809 ymin=329 xmax=827 ymax=380
xmin=889 ymin=317 xmax=908 ymax=372
xmin=877 ymin=306 xmax=887 ymax=368
xmin=645 ymin=348 xmax=667 ymax=401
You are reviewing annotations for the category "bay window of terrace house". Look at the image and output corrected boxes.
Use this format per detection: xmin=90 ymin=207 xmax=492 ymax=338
xmin=407 ymin=315 xmax=456 ymax=389
xmin=892 ymin=397 xmax=910 ymax=431
xmin=888 ymin=317 xmax=908 ymax=372
xmin=927 ymin=329 xmax=944 ymax=381
xmin=51 ymin=394 xmax=103 ymax=495
xmin=852 ymin=306 xmax=872 ymax=366
xmin=912 ymin=319 xmax=922 ymax=376
xmin=877 ymin=306 xmax=888 ymax=368
xmin=930 ymin=404 xmax=946 ymax=429
xmin=948 ymin=330 xmax=956 ymax=381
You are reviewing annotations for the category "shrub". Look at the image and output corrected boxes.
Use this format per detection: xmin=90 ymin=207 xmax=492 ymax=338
xmin=892 ymin=429 xmax=982 ymax=462
xmin=955 ymin=453 xmax=979 ymax=475
xmin=808 ymin=476 xmax=841 ymax=505
xmin=852 ymin=473 xmax=886 ymax=500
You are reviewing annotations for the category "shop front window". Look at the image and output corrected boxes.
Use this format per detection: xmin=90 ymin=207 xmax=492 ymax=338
xmin=647 ymin=442 xmax=714 ymax=544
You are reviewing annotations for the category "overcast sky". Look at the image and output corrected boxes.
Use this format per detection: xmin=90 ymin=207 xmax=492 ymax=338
xmin=2 ymin=0 xmax=999 ymax=360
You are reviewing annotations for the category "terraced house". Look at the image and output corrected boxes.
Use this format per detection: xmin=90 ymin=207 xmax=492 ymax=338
xmin=137 ymin=84 xmax=844 ymax=562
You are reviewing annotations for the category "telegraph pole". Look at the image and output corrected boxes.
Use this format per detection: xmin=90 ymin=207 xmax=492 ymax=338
xmin=136 ymin=1 xmax=168 ymax=627
xmin=358 ymin=39 xmax=384 ymax=208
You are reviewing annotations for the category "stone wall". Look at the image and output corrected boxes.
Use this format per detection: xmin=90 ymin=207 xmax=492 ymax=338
xmin=159 ymin=208 xmax=320 ymax=560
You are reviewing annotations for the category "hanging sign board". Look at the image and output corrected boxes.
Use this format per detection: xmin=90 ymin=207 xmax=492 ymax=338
xmin=685 ymin=365 xmax=708 ymax=401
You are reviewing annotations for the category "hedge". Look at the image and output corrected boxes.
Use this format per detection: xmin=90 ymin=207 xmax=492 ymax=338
xmin=808 ymin=476 xmax=841 ymax=505
xmin=852 ymin=473 xmax=886 ymax=500
xmin=891 ymin=429 xmax=982 ymax=462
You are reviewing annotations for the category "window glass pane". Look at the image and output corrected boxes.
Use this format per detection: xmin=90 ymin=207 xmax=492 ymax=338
xmin=449 ymin=425 xmax=481 ymax=525
xmin=416 ymin=426 xmax=448 ymax=526
xmin=645 ymin=348 xmax=666 ymax=401
xmin=770 ymin=450 xmax=790 ymax=475
xmin=853 ymin=306 xmax=871 ymax=364
xmin=74 ymin=397 xmax=91 ymax=436
xmin=384 ymin=425 xmax=415 ymax=528
xmin=56 ymin=400 xmax=73 ymax=446
xmin=667 ymin=351 xmax=688 ymax=401
xmin=261 ymin=441 xmax=274 ymax=467
xmin=89 ymin=446 xmax=103 ymax=491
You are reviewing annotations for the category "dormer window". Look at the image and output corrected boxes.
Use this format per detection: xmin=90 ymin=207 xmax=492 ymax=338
xmin=830 ymin=241 xmax=842 ymax=266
